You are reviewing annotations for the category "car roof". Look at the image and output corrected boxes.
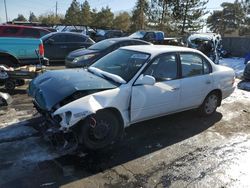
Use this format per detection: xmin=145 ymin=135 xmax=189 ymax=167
xmin=120 ymin=45 xmax=200 ymax=55
xmin=103 ymin=37 xmax=152 ymax=44
xmin=0 ymin=24 xmax=50 ymax=31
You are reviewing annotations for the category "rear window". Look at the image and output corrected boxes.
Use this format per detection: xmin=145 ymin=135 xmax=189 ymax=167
xmin=2 ymin=27 xmax=20 ymax=34
xmin=22 ymin=28 xmax=40 ymax=38
xmin=68 ymin=35 xmax=87 ymax=42
xmin=88 ymin=40 xmax=116 ymax=50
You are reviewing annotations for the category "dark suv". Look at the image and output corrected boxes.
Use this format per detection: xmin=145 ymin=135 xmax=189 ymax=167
xmin=0 ymin=25 xmax=51 ymax=38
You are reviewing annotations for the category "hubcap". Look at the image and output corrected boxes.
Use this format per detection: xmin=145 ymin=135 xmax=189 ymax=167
xmin=90 ymin=120 xmax=110 ymax=140
xmin=204 ymin=94 xmax=218 ymax=114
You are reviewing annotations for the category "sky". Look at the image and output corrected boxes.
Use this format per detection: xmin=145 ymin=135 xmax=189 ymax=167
xmin=0 ymin=0 xmax=236 ymax=23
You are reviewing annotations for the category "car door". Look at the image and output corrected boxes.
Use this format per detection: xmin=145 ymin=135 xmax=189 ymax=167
xmin=130 ymin=53 xmax=181 ymax=123
xmin=44 ymin=34 xmax=68 ymax=61
xmin=66 ymin=34 xmax=88 ymax=55
xmin=179 ymin=52 xmax=213 ymax=109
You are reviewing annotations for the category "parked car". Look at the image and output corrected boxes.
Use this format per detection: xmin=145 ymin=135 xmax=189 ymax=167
xmin=65 ymin=38 xmax=152 ymax=68
xmin=28 ymin=45 xmax=235 ymax=151
xmin=129 ymin=30 xmax=184 ymax=46
xmin=187 ymin=33 xmax=221 ymax=64
xmin=0 ymin=37 xmax=48 ymax=67
xmin=243 ymin=61 xmax=250 ymax=80
xmin=94 ymin=30 xmax=124 ymax=42
xmin=42 ymin=32 xmax=95 ymax=62
xmin=0 ymin=25 xmax=51 ymax=38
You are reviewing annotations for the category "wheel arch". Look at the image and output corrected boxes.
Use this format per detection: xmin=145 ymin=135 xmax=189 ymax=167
xmin=0 ymin=52 xmax=20 ymax=65
xmin=207 ymin=89 xmax=222 ymax=106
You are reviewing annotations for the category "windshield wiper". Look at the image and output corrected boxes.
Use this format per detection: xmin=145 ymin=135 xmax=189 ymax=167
xmin=88 ymin=67 xmax=126 ymax=84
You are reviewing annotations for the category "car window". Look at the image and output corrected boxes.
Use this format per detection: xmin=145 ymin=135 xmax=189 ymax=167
xmin=144 ymin=32 xmax=155 ymax=41
xmin=180 ymin=53 xmax=211 ymax=77
xmin=2 ymin=27 xmax=19 ymax=34
xmin=68 ymin=35 xmax=86 ymax=42
xmin=51 ymin=34 xmax=67 ymax=42
xmin=22 ymin=28 xmax=40 ymax=38
xmin=144 ymin=54 xmax=178 ymax=81
xmin=91 ymin=49 xmax=150 ymax=82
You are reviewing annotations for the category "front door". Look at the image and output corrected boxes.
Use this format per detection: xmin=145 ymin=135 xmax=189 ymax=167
xmin=130 ymin=53 xmax=181 ymax=123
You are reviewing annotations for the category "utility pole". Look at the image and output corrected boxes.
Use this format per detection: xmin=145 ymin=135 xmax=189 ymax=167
xmin=4 ymin=0 xmax=8 ymax=22
xmin=55 ymin=1 xmax=58 ymax=17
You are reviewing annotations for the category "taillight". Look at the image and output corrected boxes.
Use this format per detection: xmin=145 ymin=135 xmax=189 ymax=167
xmin=39 ymin=43 xmax=44 ymax=57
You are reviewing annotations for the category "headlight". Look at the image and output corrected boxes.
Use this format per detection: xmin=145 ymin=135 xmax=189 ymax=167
xmin=72 ymin=54 xmax=97 ymax=63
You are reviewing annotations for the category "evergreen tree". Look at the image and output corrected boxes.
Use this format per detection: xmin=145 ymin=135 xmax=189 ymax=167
xmin=93 ymin=7 xmax=114 ymax=28
xmin=29 ymin=12 xmax=38 ymax=22
xmin=64 ymin=0 xmax=81 ymax=25
xmin=172 ymin=0 xmax=208 ymax=34
xmin=130 ymin=0 xmax=149 ymax=31
xmin=113 ymin=12 xmax=131 ymax=31
xmin=38 ymin=13 xmax=64 ymax=25
xmin=207 ymin=2 xmax=245 ymax=36
xmin=80 ymin=0 xmax=92 ymax=25
xmin=13 ymin=14 xmax=27 ymax=22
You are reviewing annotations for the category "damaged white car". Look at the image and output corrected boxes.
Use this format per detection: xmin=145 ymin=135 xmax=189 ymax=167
xmin=28 ymin=45 xmax=235 ymax=150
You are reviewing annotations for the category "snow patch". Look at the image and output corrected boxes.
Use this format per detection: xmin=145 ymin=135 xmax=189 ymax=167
xmin=219 ymin=58 xmax=245 ymax=78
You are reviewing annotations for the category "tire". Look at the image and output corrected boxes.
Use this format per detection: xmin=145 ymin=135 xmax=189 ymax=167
xmin=0 ymin=97 xmax=7 ymax=106
xmin=4 ymin=79 xmax=16 ymax=91
xmin=0 ymin=56 xmax=19 ymax=68
xmin=80 ymin=110 xmax=121 ymax=150
xmin=198 ymin=92 xmax=220 ymax=116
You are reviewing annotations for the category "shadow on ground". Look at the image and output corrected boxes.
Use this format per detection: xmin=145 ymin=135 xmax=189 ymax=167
xmin=2 ymin=109 xmax=222 ymax=187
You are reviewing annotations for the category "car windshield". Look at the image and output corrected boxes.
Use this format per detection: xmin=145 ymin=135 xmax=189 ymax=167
xmin=129 ymin=31 xmax=146 ymax=39
xmin=89 ymin=49 xmax=150 ymax=82
xmin=88 ymin=40 xmax=116 ymax=50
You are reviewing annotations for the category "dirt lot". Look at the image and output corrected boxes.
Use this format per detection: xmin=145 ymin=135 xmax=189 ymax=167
xmin=0 ymin=72 xmax=249 ymax=187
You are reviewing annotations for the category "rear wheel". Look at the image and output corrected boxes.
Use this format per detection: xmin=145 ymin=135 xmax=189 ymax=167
xmin=4 ymin=79 xmax=16 ymax=91
xmin=79 ymin=110 xmax=121 ymax=150
xmin=199 ymin=92 xmax=220 ymax=116
xmin=0 ymin=97 xmax=7 ymax=106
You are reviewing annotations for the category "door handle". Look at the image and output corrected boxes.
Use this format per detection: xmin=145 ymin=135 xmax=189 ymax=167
xmin=60 ymin=46 xmax=67 ymax=49
xmin=206 ymin=80 xmax=211 ymax=84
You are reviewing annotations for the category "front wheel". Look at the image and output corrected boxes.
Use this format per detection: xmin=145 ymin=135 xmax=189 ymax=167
xmin=79 ymin=110 xmax=122 ymax=150
xmin=199 ymin=92 xmax=220 ymax=116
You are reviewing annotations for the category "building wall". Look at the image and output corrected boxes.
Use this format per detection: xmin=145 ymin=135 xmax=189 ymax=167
xmin=222 ymin=37 xmax=250 ymax=57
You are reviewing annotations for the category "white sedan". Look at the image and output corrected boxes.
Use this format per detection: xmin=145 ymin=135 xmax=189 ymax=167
xmin=29 ymin=45 xmax=235 ymax=150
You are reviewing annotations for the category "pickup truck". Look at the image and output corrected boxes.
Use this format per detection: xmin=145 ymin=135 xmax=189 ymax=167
xmin=129 ymin=30 xmax=184 ymax=46
xmin=0 ymin=37 xmax=48 ymax=67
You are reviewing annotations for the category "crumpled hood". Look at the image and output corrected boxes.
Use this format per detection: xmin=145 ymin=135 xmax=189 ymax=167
xmin=67 ymin=49 xmax=99 ymax=59
xmin=28 ymin=69 xmax=117 ymax=110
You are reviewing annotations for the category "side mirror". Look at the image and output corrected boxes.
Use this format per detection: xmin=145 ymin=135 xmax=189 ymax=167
xmin=134 ymin=75 xmax=155 ymax=86
xmin=46 ymin=38 xmax=54 ymax=44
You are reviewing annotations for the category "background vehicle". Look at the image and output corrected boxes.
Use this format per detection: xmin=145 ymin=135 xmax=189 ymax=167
xmin=129 ymin=30 xmax=184 ymax=46
xmin=65 ymin=38 xmax=152 ymax=68
xmin=0 ymin=37 xmax=48 ymax=67
xmin=29 ymin=45 xmax=235 ymax=151
xmin=187 ymin=33 xmax=221 ymax=64
xmin=94 ymin=30 xmax=124 ymax=42
xmin=243 ymin=62 xmax=250 ymax=80
xmin=41 ymin=32 xmax=95 ymax=62
xmin=0 ymin=25 xmax=51 ymax=38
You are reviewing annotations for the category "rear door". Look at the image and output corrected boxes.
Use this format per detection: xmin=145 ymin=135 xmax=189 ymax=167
xmin=66 ymin=34 xmax=88 ymax=55
xmin=179 ymin=52 xmax=213 ymax=109
xmin=130 ymin=53 xmax=181 ymax=123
